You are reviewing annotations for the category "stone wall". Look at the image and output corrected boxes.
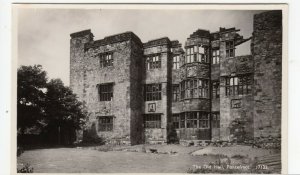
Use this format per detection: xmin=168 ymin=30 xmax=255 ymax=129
xmin=252 ymin=10 xmax=282 ymax=138
xmin=143 ymin=38 xmax=172 ymax=143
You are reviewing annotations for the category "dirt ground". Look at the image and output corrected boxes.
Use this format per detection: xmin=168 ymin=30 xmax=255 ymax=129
xmin=17 ymin=145 xmax=215 ymax=173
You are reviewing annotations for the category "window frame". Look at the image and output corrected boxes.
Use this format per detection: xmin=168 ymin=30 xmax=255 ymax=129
xmin=144 ymin=84 xmax=162 ymax=101
xmin=144 ymin=114 xmax=161 ymax=128
xmin=98 ymin=116 xmax=114 ymax=132
xmin=172 ymin=55 xmax=180 ymax=70
xmin=180 ymin=79 xmax=209 ymax=100
xmin=98 ymin=83 xmax=114 ymax=101
xmin=212 ymin=81 xmax=220 ymax=99
xmin=146 ymin=54 xmax=161 ymax=70
xmin=212 ymin=49 xmax=220 ymax=64
xmin=99 ymin=52 xmax=114 ymax=68
xmin=211 ymin=112 xmax=220 ymax=128
xmin=178 ymin=111 xmax=210 ymax=129
xmin=225 ymin=74 xmax=252 ymax=96
xmin=225 ymin=40 xmax=235 ymax=58
xmin=185 ymin=45 xmax=209 ymax=64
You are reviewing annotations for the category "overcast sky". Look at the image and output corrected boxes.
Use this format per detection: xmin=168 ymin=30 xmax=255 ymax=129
xmin=18 ymin=8 xmax=264 ymax=86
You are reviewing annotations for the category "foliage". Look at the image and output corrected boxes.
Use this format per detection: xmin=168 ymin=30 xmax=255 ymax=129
xmin=17 ymin=65 xmax=47 ymax=134
xmin=17 ymin=163 xmax=34 ymax=173
xmin=17 ymin=65 xmax=88 ymax=146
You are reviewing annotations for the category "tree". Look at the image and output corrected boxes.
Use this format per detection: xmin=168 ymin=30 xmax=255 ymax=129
xmin=44 ymin=79 xmax=87 ymax=145
xmin=17 ymin=65 xmax=47 ymax=134
xmin=17 ymin=65 xmax=88 ymax=146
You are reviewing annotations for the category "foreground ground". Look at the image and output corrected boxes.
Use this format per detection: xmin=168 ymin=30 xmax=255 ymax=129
xmin=17 ymin=144 xmax=280 ymax=173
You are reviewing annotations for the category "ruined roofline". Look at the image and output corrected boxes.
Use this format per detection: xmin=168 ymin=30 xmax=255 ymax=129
xmin=70 ymin=29 xmax=94 ymax=38
xmin=84 ymin=31 xmax=143 ymax=51
xmin=143 ymin=37 xmax=171 ymax=48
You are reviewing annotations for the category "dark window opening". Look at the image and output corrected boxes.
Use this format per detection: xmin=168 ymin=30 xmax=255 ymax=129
xmin=98 ymin=83 xmax=113 ymax=101
xmin=185 ymin=45 xmax=209 ymax=64
xmin=212 ymin=112 xmax=220 ymax=128
xmin=172 ymin=84 xmax=180 ymax=102
xmin=145 ymin=84 xmax=162 ymax=101
xmin=212 ymin=81 xmax=220 ymax=98
xmin=178 ymin=112 xmax=210 ymax=129
xmin=225 ymin=74 xmax=252 ymax=96
xmin=146 ymin=54 xmax=161 ymax=70
xmin=225 ymin=40 xmax=235 ymax=57
xmin=98 ymin=116 xmax=113 ymax=131
xmin=180 ymin=79 xmax=209 ymax=99
xmin=212 ymin=49 xmax=220 ymax=64
xmin=144 ymin=114 xmax=161 ymax=128
xmin=99 ymin=52 xmax=113 ymax=68
xmin=172 ymin=114 xmax=180 ymax=129
xmin=173 ymin=55 xmax=180 ymax=69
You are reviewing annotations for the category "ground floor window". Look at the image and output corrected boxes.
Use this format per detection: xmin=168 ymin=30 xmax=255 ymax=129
xmin=144 ymin=114 xmax=161 ymax=128
xmin=98 ymin=116 xmax=113 ymax=131
xmin=174 ymin=111 xmax=210 ymax=129
xmin=172 ymin=114 xmax=180 ymax=129
xmin=212 ymin=112 xmax=220 ymax=128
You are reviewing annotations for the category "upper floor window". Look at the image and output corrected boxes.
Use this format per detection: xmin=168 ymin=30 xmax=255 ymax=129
xmin=172 ymin=84 xmax=180 ymax=102
xmin=144 ymin=114 xmax=161 ymax=128
xmin=225 ymin=74 xmax=252 ymax=96
xmin=173 ymin=55 xmax=180 ymax=69
xmin=146 ymin=54 xmax=161 ymax=70
xmin=98 ymin=116 xmax=113 ymax=131
xmin=99 ymin=52 xmax=113 ymax=68
xmin=186 ymin=45 xmax=209 ymax=64
xmin=212 ymin=81 xmax=220 ymax=98
xmin=180 ymin=79 xmax=209 ymax=100
xmin=98 ymin=83 xmax=113 ymax=101
xmin=212 ymin=50 xmax=220 ymax=64
xmin=145 ymin=84 xmax=162 ymax=101
xmin=225 ymin=40 xmax=235 ymax=57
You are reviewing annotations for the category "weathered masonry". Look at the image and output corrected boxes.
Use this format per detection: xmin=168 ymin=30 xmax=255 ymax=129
xmin=70 ymin=10 xmax=282 ymax=146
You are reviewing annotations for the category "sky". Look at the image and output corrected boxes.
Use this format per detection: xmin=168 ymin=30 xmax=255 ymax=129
xmin=17 ymin=8 xmax=265 ymax=86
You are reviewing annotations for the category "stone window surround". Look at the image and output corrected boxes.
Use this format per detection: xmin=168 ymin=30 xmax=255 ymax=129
xmin=225 ymin=40 xmax=235 ymax=58
xmin=211 ymin=112 xmax=220 ymax=128
xmin=180 ymin=78 xmax=209 ymax=100
xmin=212 ymin=81 xmax=220 ymax=99
xmin=212 ymin=49 xmax=220 ymax=64
xmin=143 ymin=114 xmax=161 ymax=128
xmin=144 ymin=83 xmax=162 ymax=101
xmin=175 ymin=111 xmax=210 ymax=129
xmin=185 ymin=45 xmax=209 ymax=64
xmin=172 ymin=84 xmax=180 ymax=102
xmin=172 ymin=54 xmax=180 ymax=70
xmin=98 ymin=83 xmax=114 ymax=101
xmin=224 ymin=74 xmax=252 ymax=96
xmin=98 ymin=116 xmax=114 ymax=132
xmin=99 ymin=52 xmax=114 ymax=68
xmin=145 ymin=53 xmax=161 ymax=70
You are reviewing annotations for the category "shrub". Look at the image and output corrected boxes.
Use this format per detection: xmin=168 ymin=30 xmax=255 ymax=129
xmin=17 ymin=163 xmax=34 ymax=173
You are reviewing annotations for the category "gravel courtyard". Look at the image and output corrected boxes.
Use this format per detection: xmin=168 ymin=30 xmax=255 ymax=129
xmin=17 ymin=144 xmax=279 ymax=173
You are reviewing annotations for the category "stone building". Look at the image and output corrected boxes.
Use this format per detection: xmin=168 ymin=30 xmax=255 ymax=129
xmin=70 ymin=10 xmax=282 ymax=146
